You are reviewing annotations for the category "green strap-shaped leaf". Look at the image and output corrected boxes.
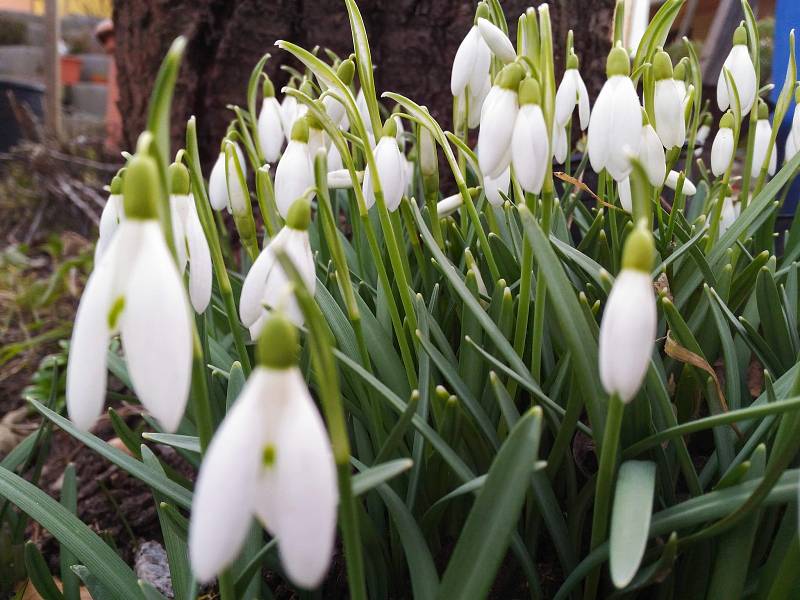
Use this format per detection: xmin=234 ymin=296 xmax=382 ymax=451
xmin=351 ymin=459 xmax=413 ymax=496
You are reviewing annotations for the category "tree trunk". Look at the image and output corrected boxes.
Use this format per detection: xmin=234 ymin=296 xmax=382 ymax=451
xmin=113 ymin=0 xmax=613 ymax=168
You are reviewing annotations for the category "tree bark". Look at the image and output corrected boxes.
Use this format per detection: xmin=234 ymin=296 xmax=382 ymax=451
xmin=113 ymin=0 xmax=613 ymax=168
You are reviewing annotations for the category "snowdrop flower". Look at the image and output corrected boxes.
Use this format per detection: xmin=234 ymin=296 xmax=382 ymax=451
xmin=257 ymin=77 xmax=284 ymax=163
xmin=322 ymin=59 xmax=354 ymax=128
xmin=664 ymin=170 xmax=696 ymax=195
xmin=786 ymin=130 xmax=799 ymax=164
xmin=555 ymin=52 xmax=590 ymax=130
xmin=484 ymin=167 xmax=510 ymax=206
xmin=356 ymin=88 xmax=373 ymax=137
xmin=327 ymin=169 xmax=358 ymax=189
xmin=653 ymin=49 xmax=686 ymax=149
xmin=208 ymin=141 xmax=246 ymax=212
xmin=719 ymin=195 xmax=740 ymax=235
xmin=710 ymin=111 xmax=735 ymax=176
xmin=275 ymin=118 xmax=314 ymax=218
xmin=362 ymin=118 xmax=406 ymax=211
xmin=598 ymin=225 xmax=656 ymax=402
xmin=95 ymin=172 xmax=125 ymax=263
xmin=510 ymin=77 xmax=548 ymax=194
xmin=306 ymin=112 xmax=328 ymax=158
xmin=717 ymin=25 xmax=757 ymax=116
xmin=437 ymin=192 xmax=465 ymax=217
xmin=327 ymin=142 xmax=343 ymax=172
xmin=751 ymin=101 xmax=776 ymax=178
xmin=638 ymin=113 xmax=666 ymax=186
xmin=240 ymin=197 xmax=315 ymax=335
xmin=468 ymin=72 xmax=492 ymax=129
xmin=67 ymin=153 xmax=192 ymax=431
xmin=553 ymin=124 xmax=568 ymax=164
xmin=695 ymin=114 xmax=712 ymax=148
xmin=190 ymin=314 xmax=337 ymax=589
xmin=673 ymin=59 xmax=688 ymax=104
xmin=451 ymin=4 xmax=492 ymax=97
xmin=169 ymin=162 xmax=212 ymax=314
xmin=618 ymin=177 xmax=633 ymax=212
xmin=478 ymin=62 xmax=524 ymax=178
xmin=280 ymin=93 xmax=299 ymax=140
xmin=477 ymin=17 xmax=516 ymax=64
xmin=588 ymin=44 xmax=642 ymax=182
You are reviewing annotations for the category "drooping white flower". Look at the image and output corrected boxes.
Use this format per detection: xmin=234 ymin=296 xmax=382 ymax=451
xmin=588 ymin=45 xmax=642 ymax=182
xmin=327 ymin=142 xmax=343 ymax=172
xmin=478 ymin=63 xmax=524 ymax=179
xmin=652 ymin=50 xmax=686 ymax=149
xmin=598 ymin=227 xmax=656 ymax=403
xmin=437 ymin=192 xmax=465 ymax=217
xmin=327 ymin=169 xmax=358 ymax=189
xmin=710 ymin=111 xmax=735 ymax=176
xmin=169 ymin=163 xmax=212 ymax=314
xmin=275 ymin=118 xmax=314 ymax=218
xmin=751 ymin=102 xmax=777 ymax=178
xmin=664 ymin=170 xmax=696 ymax=195
xmin=792 ymin=96 xmax=800 ymax=152
xmin=638 ymin=120 xmax=666 ymax=187
xmin=190 ymin=315 xmax=337 ymax=589
xmin=484 ymin=166 xmax=510 ymax=206
xmin=719 ymin=195 xmax=741 ymax=235
xmin=451 ymin=20 xmax=492 ymax=98
xmin=362 ymin=119 xmax=406 ymax=212
xmin=510 ymin=77 xmax=548 ymax=194
xmin=717 ymin=25 xmax=757 ymax=116
xmin=618 ymin=177 xmax=632 ymax=212
xmin=208 ymin=142 xmax=246 ymax=212
xmin=477 ymin=17 xmax=516 ymax=64
xmin=257 ymin=78 xmax=285 ymax=163
xmin=95 ymin=173 xmax=125 ymax=263
xmin=240 ymin=198 xmax=315 ymax=336
xmin=356 ymin=88 xmax=373 ymax=137
xmin=555 ymin=53 xmax=590 ymax=130
xmin=553 ymin=124 xmax=568 ymax=164
xmin=67 ymin=154 xmax=192 ymax=432
xmin=468 ymin=72 xmax=492 ymax=129
xmin=786 ymin=128 xmax=799 ymax=164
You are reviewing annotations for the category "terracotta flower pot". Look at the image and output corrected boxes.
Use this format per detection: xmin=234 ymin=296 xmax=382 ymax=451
xmin=60 ymin=56 xmax=82 ymax=85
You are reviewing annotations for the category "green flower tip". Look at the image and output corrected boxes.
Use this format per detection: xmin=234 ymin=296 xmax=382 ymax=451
xmin=652 ymin=49 xmax=673 ymax=80
xmin=337 ymin=59 xmax=355 ymax=85
xmin=757 ymin=99 xmax=768 ymax=120
xmin=123 ymin=154 xmax=159 ymax=220
xmin=168 ymin=162 xmax=191 ymax=195
xmin=262 ymin=76 xmax=275 ymax=98
xmin=733 ymin=24 xmax=747 ymax=46
xmin=621 ymin=224 xmax=655 ymax=273
xmin=496 ymin=62 xmax=525 ymax=91
xmin=291 ymin=117 xmax=310 ymax=143
xmin=256 ymin=313 xmax=299 ymax=370
xmin=286 ymin=195 xmax=312 ymax=230
xmin=702 ymin=113 xmax=712 ymax=126
xmin=382 ymin=116 xmax=398 ymax=138
xmin=475 ymin=2 xmax=490 ymax=22
xmin=720 ymin=111 xmax=734 ymax=129
xmin=606 ymin=44 xmax=630 ymax=78
xmin=673 ymin=59 xmax=687 ymax=81
xmin=109 ymin=173 xmax=123 ymax=195
xmin=299 ymin=79 xmax=315 ymax=98
xmin=566 ymin=51 xmax=579 ymax=70
xmin=306 ymin=110 xmax=323 ymax=131
xmin=518 ymin=77 xmax=541 ymax=105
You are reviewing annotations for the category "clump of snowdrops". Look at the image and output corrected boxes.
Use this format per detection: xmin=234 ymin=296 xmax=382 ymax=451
xmin=3 ymin=0 xmax=800 ymax=598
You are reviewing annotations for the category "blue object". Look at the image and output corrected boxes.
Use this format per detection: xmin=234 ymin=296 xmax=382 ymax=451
xmin=772 ymin=0 xmax=800 ymax=215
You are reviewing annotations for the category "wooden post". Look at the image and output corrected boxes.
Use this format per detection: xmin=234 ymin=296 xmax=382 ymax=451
xmin=43 ymin=0 xmax=62 ymax=138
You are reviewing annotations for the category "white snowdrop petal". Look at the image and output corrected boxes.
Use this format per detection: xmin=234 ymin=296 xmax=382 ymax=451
xmin=605 ymin=77 xmax=642 ymax=181
xmin=375 ymin=137 xmax=405 ymax=211
xmin=271 ymin=369 xmax=338 ymax=589
xmin=792 ymin=109 xmax=800 ymax=151
xmin=786 ymin=132 xmax=798 ymax=163
xmin=189 ymin=371 xmax=266 ymax=582
xmin=483 ymin=167 xmax=510 ymax=207
xmin=258 ymin=97 xmax=285 ymax=163
xmin=639 ymin=125 xmax=666 ymax=187
xmin=598 ymin=270 xmax=657 ymax=402
xmin=664 ymin=170 xmax=696 ymax=195
xmin=185 ymin=200 xmax=213 ymax=313
xmin=327 ymin=169 xmax=355 ymax=189
xmin=654 ymin=79 xmax=685 ymax=149
xmin=719 ymin=196 xmax=739 ymax=235
xmin=575 ymin=71 xmax=591 ymax=130
xmin=208 ymin=153 xmax=228 ymax=211
xmin=120 ymin=222 xmax=192 ymax=432
xmin=327 ymin=143 xmax=343 ymax=172
xmin=728 ymin=45 xmax=757 ymax=116
xmin=511 ymin=104 xmax=548 ymax=194
xmin=170 ymin=194 xmax=189 ymax=274
xmin=451 ymin=26 xmax=479 ymax=97
xmin=240 ymin=230 xmax=285 ymax=327
xmin=477 ymin=18 xmax=516 ymax=63
xmin=437 ymin=193 xmax=463 ymax=217
xmin=618 ymin=177 xmax=632 ymax=212
xmin=478 ymin=87 xmax=518 ymax=178
xmin=95 ymin=194 xmax=123 ymax=263
xmin=275 ymin=141 xmax=314 ymax=218
xmin=710 ymin=128 xmax=734 ymax=176
xmin=587 ymin=78 xmax=614 ymax=175
xmin=553 ymin=124 xmax=568 ymax=164
xmin=280 ymin=95 xmax=298 ymax=139
xmin=751 ymin=119 xmax=773 ymax=179
xmin=555 ymin=70 xmax=578 ymax=128
xmin=470 ymin=35 xmax=492 ymax=94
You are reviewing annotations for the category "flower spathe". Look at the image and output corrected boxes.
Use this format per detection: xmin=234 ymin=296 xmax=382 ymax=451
xmin=275 ymin=118 xmax=314 ymax=218
xmin=588 ymin=46 xmax=642 ymax=182
xmin=478 ymin=62 xmax=523 ymax=179
xmin=717 ymin=26 xmax=757 ymax=116
xmin=189 ymin=316 xmax=337 ymax=589
xmin=598 ymin=226 xmax=657 ymax=403
xmin=67 ymin=154 xmax=192 ymax=432
xmin=239 ymin=198 xmax=315 ymax=336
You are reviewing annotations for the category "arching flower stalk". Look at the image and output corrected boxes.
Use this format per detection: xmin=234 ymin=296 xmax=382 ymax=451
xmin=168 ymin=162 xmax=212 ymax=314
xmin=717 ymin=24 xmax=757 ymax=117
xmin=511 ymin=77 xmax=548 ymax=194
xmin=67 ymin=150 xmax=193 ymax=432
xmin=588 ymin=43 xmax=642 ymax=182
xmin=751 ymin=100 xmax=777 ymax=178
xmin=363 ymin=118 xmax=407 ymax=212
xmin=555 ymin=50 xmax=590 ymax=131
xmin=275 ymin=117 xmax=314 ymax=218
xmin=257 ymin=76 xmax=285 ymax=163
xmin=653 ymin=49 xmax=686 ymax=149
xmin=710 ymin=111 xmax=735 ymax=176
xmin=478 ymin=62 xmax=524 ymax=178
xmin=189 ymin=313 xmax=337 ymax=590
xmin=240 ymin=197 xmax=315 ymax=336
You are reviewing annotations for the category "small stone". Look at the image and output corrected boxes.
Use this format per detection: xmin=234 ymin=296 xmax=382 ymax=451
xmin=135 ymin=541 xmax=173 ymax=598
